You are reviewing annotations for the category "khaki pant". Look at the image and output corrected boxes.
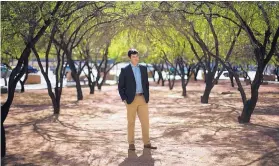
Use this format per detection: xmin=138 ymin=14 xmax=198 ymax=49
xmin=125 ymin=95 xmax=150 ymax=145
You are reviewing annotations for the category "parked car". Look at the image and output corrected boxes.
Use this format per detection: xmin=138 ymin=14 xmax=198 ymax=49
xmin=27 ymin=65 xmax=39 ymax=74
xmin=223 ymin=71 xmax=245 ymax=77
xmin=52 ymin=65 xmax=74 ymax=77
xmin=64 ymin=65 xmax=71 ymax=76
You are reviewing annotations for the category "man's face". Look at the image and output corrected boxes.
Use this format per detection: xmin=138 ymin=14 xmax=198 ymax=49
xmin=130 ymin=53 xmax=139 ymax=65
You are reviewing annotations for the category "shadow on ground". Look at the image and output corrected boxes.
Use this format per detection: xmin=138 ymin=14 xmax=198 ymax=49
xmin=1 ymin=84 xmax=279 ymax=165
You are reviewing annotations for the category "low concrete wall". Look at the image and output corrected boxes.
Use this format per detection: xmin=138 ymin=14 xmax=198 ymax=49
xmin=263 ymin=75 xmax=275 ymax=81
xmin=26 ymin=75 xmax=41 ymax=84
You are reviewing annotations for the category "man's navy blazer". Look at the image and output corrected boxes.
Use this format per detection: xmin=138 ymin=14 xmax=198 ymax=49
xmin=118 ymin=64 xmax=149 ymax=104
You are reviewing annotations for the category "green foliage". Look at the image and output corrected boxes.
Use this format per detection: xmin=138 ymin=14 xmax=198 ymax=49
xmin=1 ymin=2 xmax=58 ymax=62
xmin=2 ymin=1 xmax=278 ymax=67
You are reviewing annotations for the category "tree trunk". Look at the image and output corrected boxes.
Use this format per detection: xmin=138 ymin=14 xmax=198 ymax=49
xmin=242 ymin=69 xmax=251 ymax=85
xmin=158 ymin=72 xmax=164 ymax=86
xmin=181 ymin=77 xmax=186 ymax=97
xmin=201 ymin=73 xmax=214 ymax=103
xmin=151 ymin=70 xmax=156 ymax=82
xmin=275 ymin=67 xmax=279 ymax=81
xmin=1 ymin=123 xmax=6 ymax=157
xmin=214 ymin=69 xmax=222 ymax=85
xmin=157 ymin=71 xmax=163 ymax=85
xmin=94 ymin=42 xmax=114 ymax=91
xmin=154 ymin=64 xmax=163 ymax=85
xmin=19 ymin=80 xmax=25 ymax=93
xmin=168 ymin=62 xmax=178 ymax=90
xmin=168 ymin=71 xmax=176 ymax=90
xmin=90 ymin=82 xmax=95 ymax=94
xmin=0 ymin=2 xmax=61 ymax=157
xmin=85 ymin=63 xmax=95 ymax=94
xmin=161 ymin=79 xmax=165 ymax=86
xmin=3 ymin=71 xmax=8 ymax=86
xmin=1 ymin=51 xmax=29 ymax=158
xmin=54 ymin=51 xmax=66 ymax=115
xmin=20 ymin=69 xmax=29 ymax=93
xmin=238 ymin=70 xmax=262 ymax=123
xmin=33 ymin=46 xmax=60 ymax=115
xmin=68 ymin=58 xmax=83 ymax=100
xmin=98 ymin=70 xmax=108 ymax=90
xmin=229 ymin=73 xmax=234 ymax=87
xmin=72 ymin=72 xmax=83 ymax=100
xmin=168 ymin=72 xmax=176 ymax=90
xmin=160 ymin=62 xmax=165 ymax=86
xmin=177 ymin=58 xmax=187 ymax=97
xmin=4 ymin=78 xmax=7 ymax=86
xmin=95 ymin=72 xmax=101 ymax=90
xmin=201 ymin=83 xmax=213 ymax=103
xmin=203 ymin=67 xmax=207 ymax=83
xmin=238 ymin=86 xmax=259 ymax=123
xmin=168 ymin=79 xmax=173 ymax=90
xmin=170 ymin=79 xmax=175 ymax=90
xmin=54 ymin=87 xmax=61 ymax=114
xmin=201 ymin=64 xmax=221 ymax=103
xmin=97 ymin=84 xmax=102 ymax=90
xmin=151 ymin=64 xmax=157 ymax=82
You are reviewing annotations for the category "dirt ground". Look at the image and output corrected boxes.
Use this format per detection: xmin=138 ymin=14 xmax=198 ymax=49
xmin=1 ymin=80 xmax=279 ymax=166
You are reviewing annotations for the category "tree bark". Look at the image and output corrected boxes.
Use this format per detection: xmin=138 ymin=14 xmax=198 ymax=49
xmin=33 ymin=46 xmax=60 ymax=114
xmin=181 ymin=77 xmax=186 ymax=97
xmin=165 ymin=60 xmax=177 ymax=90
xmin=151 ymin=70 xmax=156 ymax=82
xmin=1 ymin=49 xmax=30 ymax=157
xmin=180 ymin=65 xmax=186 ymax=97
xmin=54 ymin=87 xmax=61 ymax=114
xmin=153 ymin=63 xmax=164 ymax=85
xmin=229 ymin=73 xmax=234 ymax=87
xmin=238 ymin=67 xmax=262 ymax=123
xmin=68 ymin=58 xmax=83 ymax=100
xmin=1 ymin=2 xmax=62 ymax=157
xmin=54 ymin=50 xmax=67 ymax=114
xmin=90 ymin=82 xmax=95 ymax=94
xmin=157 ymin=69 xmax=163 ymax=85
xmin=201 ymin=84 xmax=213 ymax=103
xmin=1 ymin=123 xmax=6 ymax=157
xmin=238 ymin=84 xmax=260 ymax=123
xmin=85 ymin=62 xmax=95 ymax=94
xmin=19 ymin=66 xmax=29 ymax=93
xmin=201 ymin=73 xmax=214 ymax=103
xmin=224 ymin=3 xmax=279 ymax=123
xmin=202 ymin=66 xmax=207 ymax=83
xmin=4 ymin=77 xmax=7 ymax=86
xmin=160 ymin=62 xmax=165 ymax=86
xmin=151 ymin=64 xmax=157 ymax=82
xmin=97 ymin=58 xmax=108 ymax=90
xmin=275 ymin=67 xmax=279 ymax=82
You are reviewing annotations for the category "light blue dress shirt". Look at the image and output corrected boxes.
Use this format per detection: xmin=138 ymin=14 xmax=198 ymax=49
xmin=131 ymin=63 xmax=143 ymax=94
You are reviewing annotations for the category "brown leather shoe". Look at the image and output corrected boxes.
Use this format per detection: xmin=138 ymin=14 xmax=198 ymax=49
xmin=129 ymin=144 xmax=136 ymax=151
xmin=144 ymin=144 xmax=157 ymax=149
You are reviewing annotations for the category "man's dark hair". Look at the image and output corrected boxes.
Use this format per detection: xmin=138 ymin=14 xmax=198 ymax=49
xmin=128 ymin=48 xmax=138 ymax=58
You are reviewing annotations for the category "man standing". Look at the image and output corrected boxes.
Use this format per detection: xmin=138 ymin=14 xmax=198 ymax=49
xmin=118 ymin=48 xmax=157 ymax=151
